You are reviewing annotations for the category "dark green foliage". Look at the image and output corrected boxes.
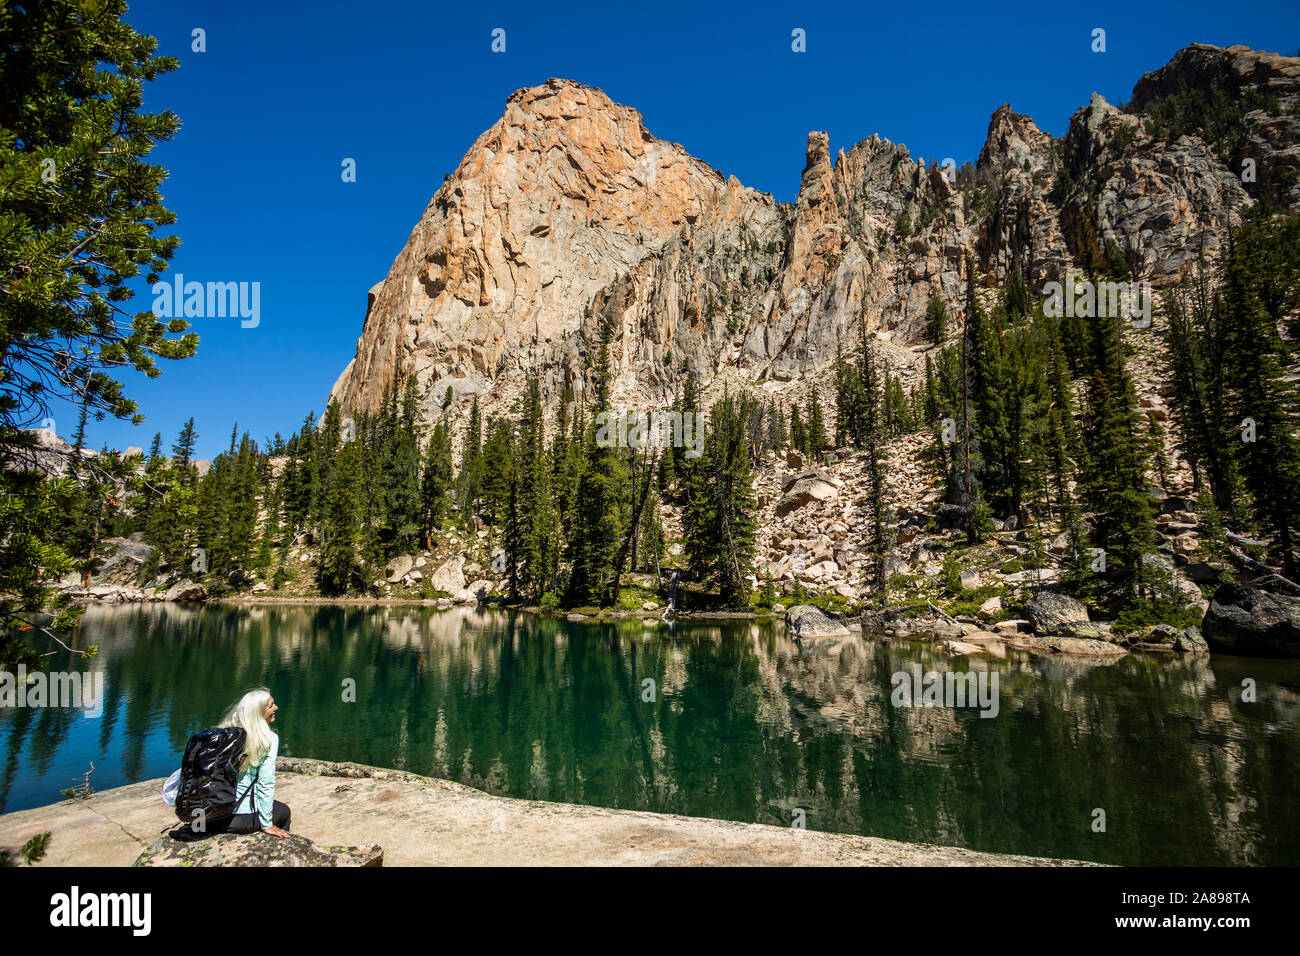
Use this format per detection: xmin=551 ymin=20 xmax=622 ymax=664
xmin=1079 ymin=310 xmax=1157 ymax=594
xmin=1217 ymin=211 xmax=1300 ymax=575
xmin=317 ymin=435 xmax=366 ymax=596
xmin=805 ymin=393 xmax=828 ymax=455
xmin=833 ymin=340 xmax=866 ymax=446
xmin=683 ymin=392 xmax=757 ymax=606
xmin=457 ymin=397 xmax=483 ymax=521
xmin=383 ymin=375 xmax=424 ymax=555
xmin=0 ymin=1 xmax=200 ymax=663
xmin=924 ymin=295 xmax=948 ymax=344
xmin=789 ymin=403 xmax=806 ymax=455
xmin=0 ymin=0 xmax=196 ymax=433
xmin=1133 ymin=80 xmax=1279 ymax=158
xmin=565 ymin=316 xmax=628 ymax=606
xmin=858 ymin=333 xmax=890 ymax=605
xmin=421 ymin=422 xmax=453 ymax=542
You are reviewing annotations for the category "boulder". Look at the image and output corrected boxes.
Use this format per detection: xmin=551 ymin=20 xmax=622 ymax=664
xmin=1203 ymin=583 xmax=1300 ymax=658
xmin=385 ymin=554 xmax=416 ymax=583
xmin=1056 ymin=622 xmax=1117 ymax=643
xmin=958 ymin=569 xmax=981 ymax=590
xmin=1171 ymin=573 xmax=1208 ymax=613
xmin=977 ymin=596 xmax=1002 ymax=621
xmin=464 ymin=579 xmax=494 ymax=602
xmin=251 ymin=581 xmax=270 ymax=594
xmin=1174 ymin=625 xmax=1210 ymax=654
xmin=92 ymin=535 xmax=153 ymax=587
xmin=799 ymin=559 xmax=838 ymax=581
xmin=775 ymin=477 xmax=839 ymax=517
xmin=1023 ymin=591 xmax=1089 ymax=634
xmin=783 ymin=605 xmax=851 ymax=640
xmin=1130 ymin=624 xmax=1178 ymax=645
xmin=1141 ymin=551 xmax=1176 ymax=574
xmin=781 ymin=470 xmax=837 ymax=494
xmin=1002 ymin=634 xmax=1128 ymax=658
xmin=163 ymin=579 xmax=207 ymax=603
xmin=934 ymin=504 xmax=966 ymax=530
xmin=134 ymin=831 xmax=382 ymax=867
xmin=884 ymin=555 xmax=910 ymax=576
xmin=941 ymin=640 xmax=986 ymax=656
xmin=1183 ymin=562 xmax=1220 ymax=584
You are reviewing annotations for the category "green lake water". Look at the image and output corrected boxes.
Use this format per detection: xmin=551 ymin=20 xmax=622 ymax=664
xmin=2 ymin=603 xmax=1297 ymax=865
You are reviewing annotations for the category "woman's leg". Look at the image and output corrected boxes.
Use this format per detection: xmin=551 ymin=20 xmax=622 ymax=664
xmin=222 ymin=812 xmax=261 ymax=834
xmin=271 ymin=801 xmax=291 ymax=831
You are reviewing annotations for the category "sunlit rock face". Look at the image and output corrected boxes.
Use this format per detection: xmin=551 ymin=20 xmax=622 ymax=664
xmin=330 ymin=46 xmax=1298 ymax=433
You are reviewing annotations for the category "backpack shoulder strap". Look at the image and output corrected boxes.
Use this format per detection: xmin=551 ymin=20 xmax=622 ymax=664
xmin=235 ymin=765 xmax=261 ymax=814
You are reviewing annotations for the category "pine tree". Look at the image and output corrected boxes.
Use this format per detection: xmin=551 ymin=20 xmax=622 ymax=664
xmin=314 ymin=402 xmax=344 ymax=525
xmin=683 ymin=392 xmax=757 ymax=606
xmin=1079 ymin=309 xmax=1156 ymax=596
xmin=790 ymin=404 xmax=806 ymax=456
xmin=172 ymin=418 xmax=198 ymax=470
xmin=479 ymin=415 xmax=515 ymax=527
xmin=282 ymin=411 xmax=317 ymax=535
xmin=859 ymin=334 xmax=891 ymax=605
xmin=317 ymin=438 xmax=365 ymax=595
xmin=924 ymin=295 xmax=948 ymax=344
xmin=766 ymin=402 xmax=787 ymax=452
xmin=1162 ymin=271 xmax=1243 ymax=514
xmin=384 ymin=375 xmax=423 ymax=555
xmin=511 ymin=376 xmax=560 ymax=600
xmin=420 ymin=422 xmax=453 ymax=545
xmin=1219 ymin=211 xmax=1300 ymax=576
xmin=833 ymin=341 xmax=865 ymax=446
xmin=805 ymin=394 xmax=828 ymax=455
xmin=566 ymin=315 xmax=627 ymax=606
xmin=458 ymin=397 xmax=483 ymax=522
xmin=957 ymin=257 xmax=990 ymax=542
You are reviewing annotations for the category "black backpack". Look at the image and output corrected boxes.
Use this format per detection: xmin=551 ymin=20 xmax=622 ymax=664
xmin=174 ymin=727 xmax=258 ymax=831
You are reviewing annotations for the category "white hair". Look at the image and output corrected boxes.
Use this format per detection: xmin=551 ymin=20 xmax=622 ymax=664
xmin=220 ymin=687 xmax=274 ymax=773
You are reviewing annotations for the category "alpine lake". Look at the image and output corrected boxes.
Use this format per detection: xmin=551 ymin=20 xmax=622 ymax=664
xmin=2 ymin=602 xmax=1297 ymax=866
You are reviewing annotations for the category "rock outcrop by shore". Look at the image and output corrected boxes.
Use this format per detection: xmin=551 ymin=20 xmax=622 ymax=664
xmin=0 ymin=758 xmax=1096 ymax=867
xmin=134 ymin=831 xmax=383 ymax=867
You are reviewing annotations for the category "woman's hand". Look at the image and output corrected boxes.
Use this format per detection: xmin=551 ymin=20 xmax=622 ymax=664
xmin=263 ymin=825 xmax=290 ymax=839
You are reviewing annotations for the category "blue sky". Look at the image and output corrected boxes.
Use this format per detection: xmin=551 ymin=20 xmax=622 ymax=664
xmin=67 ymin=0 xmax=1300 ymax=458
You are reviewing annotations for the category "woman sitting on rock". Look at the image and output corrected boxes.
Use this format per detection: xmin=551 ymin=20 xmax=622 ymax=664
xmin=220 ymin=688 xmax=291 ymax=838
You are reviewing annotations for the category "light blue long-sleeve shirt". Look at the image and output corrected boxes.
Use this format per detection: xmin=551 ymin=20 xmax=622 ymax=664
xmin=233 ymin=732 xmax=278 ymax=828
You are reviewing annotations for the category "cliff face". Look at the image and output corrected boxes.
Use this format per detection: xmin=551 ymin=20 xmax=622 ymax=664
xmin=328 ymin=77 xmax=778 ymax=417
xmin=329 ymin=45 xmax=1299 ymax=429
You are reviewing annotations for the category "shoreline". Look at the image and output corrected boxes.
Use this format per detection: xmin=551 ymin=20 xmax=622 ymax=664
xmin=207 ymin=595 xmax=784 ymax=622
xmin=0 ymin=757 xmax=1100 ymax=867
xmin=109 ymin=597 xmax=1193 ymax=657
